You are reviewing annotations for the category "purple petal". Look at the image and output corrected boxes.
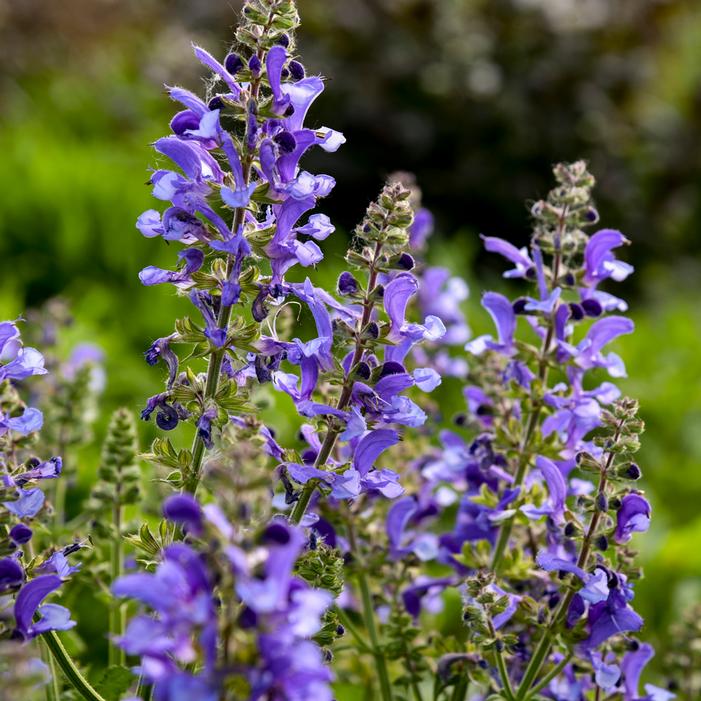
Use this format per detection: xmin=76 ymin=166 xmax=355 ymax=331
xmin=384 ymin=273 xmax=419 ymax=339
xmin=14 ymin=575 xmax=63 ymax=636
xmin=163 ymin=493 xmax=203 ymax=533
xmin=535 ymin=455 xmax=567 ymax=516
xmin=353 ymin=429 xmax=400 ymax=476
xmin=482 ymin=292 xmax=515 ymax=347
xmin=0 ymin=557 xmax=25 ymax=592
xmin=615 ymin=494 xmax=651 ymax=543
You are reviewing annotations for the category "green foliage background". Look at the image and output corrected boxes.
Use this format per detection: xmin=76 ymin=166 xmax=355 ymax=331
xmin=1 ymin=0 xmax=700 ymax=684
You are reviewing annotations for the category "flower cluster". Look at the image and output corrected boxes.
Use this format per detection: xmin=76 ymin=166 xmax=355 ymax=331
xmin=114 ymin=495 xmax=334 ymax=701
xmin=42 ymin=3 xmax=670 ymax=701
xmin=0 ymin=321 xmax=77 ymax=646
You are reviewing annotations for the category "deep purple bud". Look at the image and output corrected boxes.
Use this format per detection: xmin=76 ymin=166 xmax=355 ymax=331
xmin=208 ymin=95 xmax=225 ymax=111
xmin=581 ymin=298 xmax=603 ymax=317
xmin=275 ymin=33 xmax=290 ymax=47
xmin=0 ymin=558 xmax=24 ymax=592
xmin=563 ymin=272 xmax=576 ymax=286
xmin=248 ymin=55 xmax=262 ymax=76
xmin=379 ymin=361 xmax=405 ymax=378
xmin=364 ymin=321 xmax=380 ymax=339
xmin=288 ymin=60 xmax=305 ymax=81
xmin=156 ymin=404 xmax=179 ymax=431
xmin=10 ymin=524 xmax=32 ymax=545
xmin=453 ymin=413 xmax=467 ymax=426
xmin=225 ymin=52 xmax=244 ymax=74
xmin=584 ymin=207 xmax=599 ymax=223
xmin=338 ymin=272 xmax=359 ymax=296
xmin=397 ymin=253 xmax=415 ymax=270
xmin=626 ymin=463 xmax=642 ymax=480
xmin=595 ymin=535 xmax=609 ymax=551
xmin=564 ymin=522 xmax=576 ymax=538
xmin=170 ymin=111 xmax=200 ymax=135
xmin=163 ymin=493 xmax=203 ymax=533
xmin=512 ymin=298 xmax=529 ymax=315
xmin=372 ymin=284 xmax=385 ymax=300
xmin=252 ymin=288 xmax=269 ymax=322
xmin=238 ymin=605 xmax=257 ymax=629
xmin=596 ymin=492 xmax=609 ymax=512
xmin=355 ymin=362 xmax=371 ymax=380
xmin=568 ymin=302 xmax=584 ymax=321
xmin=273 ymin=131 xmax=297 ymax=154
xmin=336 ymin=624 xmax=345 ymax=636
xmin=261 ymin=521 xmax=291 ymax=545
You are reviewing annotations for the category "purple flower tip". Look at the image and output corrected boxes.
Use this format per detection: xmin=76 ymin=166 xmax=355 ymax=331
xmin=163 ymin=493 xmax=203 ymax=533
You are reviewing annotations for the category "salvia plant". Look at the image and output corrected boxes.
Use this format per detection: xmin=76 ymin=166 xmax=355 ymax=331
xmin=0 ymin=2 xmax=687 ymax=701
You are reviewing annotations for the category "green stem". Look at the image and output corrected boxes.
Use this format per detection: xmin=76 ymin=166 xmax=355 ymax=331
xmin=43 ymin=631 xmax=107 ymax=701
xmin=290 ymin=242 xmax=384 ymax=525
xmin=346 ymin=515 xmax=393 ymax=701
xmin=41 ymin=637 xmax=61 ymax=701
xmin=487 ymin=621 xmax=515 ymax=701
xmin=109 ymin=503 xmax=125 ymax=667
xmin=449 ymin=678 xmax=468 ymax=701
xmin=336 ymin=607 xmax=373 ymax=653
xmin=357 ymin=570 xmax=394 ymax=701
xmin=525 ymin=653 xmax=572 ymax=698
xmin=515 ymin=422 xmax=623 ymax=699
xmin=54 ymin=477 xmax=67 ymax=534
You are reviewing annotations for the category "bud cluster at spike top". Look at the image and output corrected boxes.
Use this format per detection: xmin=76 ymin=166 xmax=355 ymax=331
xmin=0 ymin=3 xmax=684 ymax=701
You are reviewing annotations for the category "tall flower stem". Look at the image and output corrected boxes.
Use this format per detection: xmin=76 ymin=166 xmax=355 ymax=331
xmin=514 ymin=421 xmax=623 ymax=699
xmin=43 ymin=631 xmax=107 ymax=701
xmin=490 ymin=242 xmax=563 ymax=571
xmin=450 ymin=678 xmax=469 ymax=701
xmin=183 ymin=54 xmax=267 ymax=496
xmin=108 ymin=502 xmax=125 ymax=667
xmin=289 ymin=242 xmax=384 ymax=525
xmin=41 ymin=638 xmax=61 ymax=701
xmin=347 ymin=516 xmax=394 ymax=701
xmin=487 ymin=620 xmax=515 ymax=701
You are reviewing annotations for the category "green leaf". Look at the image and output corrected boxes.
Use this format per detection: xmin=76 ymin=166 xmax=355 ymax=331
xmin=94 ymin=665 xmax=134 ymax=701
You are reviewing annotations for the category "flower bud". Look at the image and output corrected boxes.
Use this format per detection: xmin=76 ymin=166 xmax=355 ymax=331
xmin=596 ymin=492 xmax=609 ymax=512
xmin=224 ymin=52 xmax=244 ymax=75
xmin=512 ymin=298 xmax=529 ymax=314
xmin=568 ymin=302 xmax=584 ymax=321
xmin=273 ymin=131 xmax=297 ymax=154
xmin=208 ymin=95 xmax=225 ymax=111
xmin=581 ymin=298 xmax=603 ymax=317
xmin=288 ymin=60 xmax=305 ymax=81
xmin=624 ymin=463 xmax=642 ymax=480
xmin=362 ymin=321 xmax=380 ymax=340
xmin=248 ymin=55 xmax=262 ymax=77
xmin=337 ymin=271 xmax=359 ymax=296
xmin=595 ymin=535 xmax=609 ymax=551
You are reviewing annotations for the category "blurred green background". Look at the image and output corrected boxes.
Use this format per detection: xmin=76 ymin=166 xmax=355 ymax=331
xmin=1 ymin=0 xmax=700 ymax=679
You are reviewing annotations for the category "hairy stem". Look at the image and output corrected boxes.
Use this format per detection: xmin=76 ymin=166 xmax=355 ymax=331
xmin=487 ymin=620 xmax=515 ymax=701
xmin=525 ymin=653 xmax=572 ymax=698
xmin=43 ymin=631 xmax=107 ymax=701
